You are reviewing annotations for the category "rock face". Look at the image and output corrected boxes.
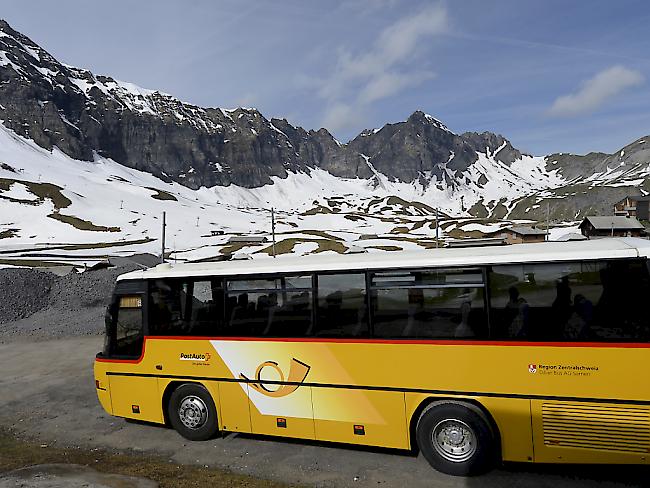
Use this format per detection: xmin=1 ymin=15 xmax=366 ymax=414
xmin=0 ymin=19 xmax=524 ymax=191
xmin=508 ymin=135 xmax=650 ymax=221
xmin=348 ymin=112 xmax=524 ymax=185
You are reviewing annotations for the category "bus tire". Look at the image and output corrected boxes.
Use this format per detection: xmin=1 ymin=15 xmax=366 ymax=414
xmin=168 ymin=383 xmax=219 ymax=441
xmin=415 ymin=401 xmax=497 ymax=476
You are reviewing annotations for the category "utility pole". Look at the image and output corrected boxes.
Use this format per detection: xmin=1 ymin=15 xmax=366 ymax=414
xmin=546 ymin=202 xmax=550 ymax=241
xmin=435 ymin=207 xmax=439 ymax=248
xmin=271 ymin=207 xmax=277 ymax=258
xmin=161 ymin=211 xmax=166 ymax=264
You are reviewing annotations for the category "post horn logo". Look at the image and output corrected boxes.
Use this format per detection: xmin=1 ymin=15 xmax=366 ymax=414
xmin=240 ymin=358 xmax=311 ymax=398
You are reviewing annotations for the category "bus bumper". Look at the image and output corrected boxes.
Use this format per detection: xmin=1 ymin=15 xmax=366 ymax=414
xmin=94 ymin=360 xmax=113 ymax=416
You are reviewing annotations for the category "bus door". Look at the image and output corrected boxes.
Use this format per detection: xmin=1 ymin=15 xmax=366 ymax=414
xmin=105 ymin=283 xmax=163 ymax=423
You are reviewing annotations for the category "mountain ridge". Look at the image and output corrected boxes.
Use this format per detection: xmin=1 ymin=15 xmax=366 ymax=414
xmin=0 ymin=19 xmax=530 ymax=190
xmin=1 ymin=18 xmax=649 ymax=225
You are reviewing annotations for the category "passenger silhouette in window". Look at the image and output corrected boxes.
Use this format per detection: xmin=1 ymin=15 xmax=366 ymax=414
xmin=150 ymin=289 xmax=171 ymax=333
xmin=551 ymin=276 xmax=573 ymax=338
xmin=454 ymin=300 xmax=474 ymax=338
xmin=505 ymin=286 xmax=529 ymax=338
xmin=564 ymin=294 xmax=593 ymax=340
xmin=402 ymin=288 xmax=425 ymax=337
xmin=230 ymin=293 xmax=249 ymax=327
xmin=263 ymin=292 xmax=279 ymax=335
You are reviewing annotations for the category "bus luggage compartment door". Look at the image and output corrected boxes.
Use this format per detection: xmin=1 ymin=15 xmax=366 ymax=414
xmin=108 ymin=375 xmax=163 ymax=423
xmin=218 ymin=381 xmax=252 ymax=433
xmin=247 ymin=383 xmax=315 ymax=440
xmin=312 ymin=387 xmax=408 ymax=449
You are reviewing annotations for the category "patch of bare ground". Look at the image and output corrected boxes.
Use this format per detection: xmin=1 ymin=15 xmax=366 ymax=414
xmin=0 ymin=178 xmax=71 ymax=209
xmin=256 ymin=238 xmax=348 ymax=255
xmin=0 ymin=428 xmax=293 ymax=488
xmin=146 ymin=187 xmax=178 ymax=201
xmin=47 ymin=213 xmax=121 ymax=232
xmin=218 ymin=242 xmax=251 ymax=255
xmin=366 ymin=245 xmax=403 ymax=251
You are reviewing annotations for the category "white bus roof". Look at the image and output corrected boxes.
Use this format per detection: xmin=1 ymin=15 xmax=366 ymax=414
xmin=116 ymin=237 xmax=650 ymax=282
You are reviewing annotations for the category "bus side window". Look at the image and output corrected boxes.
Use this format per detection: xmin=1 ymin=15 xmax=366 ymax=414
xmin=224 ymin=275 xmax=313 ymax=337
xmin=188 ymin=279 xmax=223 ymax=336
xmin=267 ymin=289 xmax=312 ymax=337
xmin=315 ymin=273 xmax=368 ymax=337
xmin=370 ymin=268 xmax=488 ymax=340
xmin=488 ymin=262 xmax=606 ymax=341
xmin=591 ymin=259 xmax=650 ymax=342
xmin=224 ymin=291 xmax=261 ymax=336
xmin=114 ymin=295 xmax=143 ymax=357
xmin=149 ymin=278 xmax=223 ymax=336
xmin=149 ymin=279 xmax=183 ymax=335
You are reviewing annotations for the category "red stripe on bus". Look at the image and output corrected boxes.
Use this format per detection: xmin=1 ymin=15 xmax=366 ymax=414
xmin=148 ymin=336 xmax=650 ymax=347
xmin=95 ymin=335 xmax=650 ymax=363
xmin=95 ymin=340 xmax=147 ymax=364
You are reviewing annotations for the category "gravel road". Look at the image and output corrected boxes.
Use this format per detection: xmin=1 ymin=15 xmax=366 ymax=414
xmin=0 ymin=464 xmax=158 ymax=488
xmin=0 ymin=337 xmax=647 ymax=488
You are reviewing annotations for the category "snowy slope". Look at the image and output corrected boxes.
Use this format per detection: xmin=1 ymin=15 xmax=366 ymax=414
xmin=0 ymin=122 xmax=553 ymax=267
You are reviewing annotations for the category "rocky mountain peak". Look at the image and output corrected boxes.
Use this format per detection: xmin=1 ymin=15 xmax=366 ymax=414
xmin=406 ymin=110 xmax=452 ymax=133
xmin=461 ymin=131 xmax=523 ymax=165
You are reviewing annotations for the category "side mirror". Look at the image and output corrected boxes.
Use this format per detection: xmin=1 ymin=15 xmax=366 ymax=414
xmin=103 ymin=302 xmax=117 ymax=356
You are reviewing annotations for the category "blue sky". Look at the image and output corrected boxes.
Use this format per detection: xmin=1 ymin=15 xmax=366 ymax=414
xmin=3 ymin=0 xmax=650 ymax=155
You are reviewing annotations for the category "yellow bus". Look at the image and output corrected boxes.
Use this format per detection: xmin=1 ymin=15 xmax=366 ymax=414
xmin=95 ymin=237 xmax=650 ymax=476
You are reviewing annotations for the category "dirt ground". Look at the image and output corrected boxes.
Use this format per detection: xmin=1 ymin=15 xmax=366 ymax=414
xmin=0 ymin=337 xmax=647 ymax=487
xmin=0 ymin=430 xmax=290 ymax=487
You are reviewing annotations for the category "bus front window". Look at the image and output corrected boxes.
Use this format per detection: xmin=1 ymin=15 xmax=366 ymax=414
xmin=113 ymin=295 xmax=144 ymax=358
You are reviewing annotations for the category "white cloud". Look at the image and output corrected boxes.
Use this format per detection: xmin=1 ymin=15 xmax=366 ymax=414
xmin=358 ymin=70 xmax=435 ymax=104
xmin=318 ymin=4 xmax=448 ymax=132
xmin=548 ymin=65 xmax=644 ymax=117
xmin=233 ymin=93 xmax=258 ymax=109
xmin=321 ymin=102 xmax=365 ymax=134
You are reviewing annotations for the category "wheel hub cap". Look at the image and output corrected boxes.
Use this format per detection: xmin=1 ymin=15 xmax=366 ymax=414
xmin=178 ymin=396 xmax=208 ymax=429
xmin=431 ymin=419 xmax=477 ymax=463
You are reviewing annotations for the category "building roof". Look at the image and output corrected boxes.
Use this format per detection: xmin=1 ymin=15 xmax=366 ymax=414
xmin=110 ymin=254 xmax=160 ymax=268
xmin=506 ymin=225 xmax=547 ymax=236
xmin=226 ymin=235 xmax=268 ymax=244
xmin=555 ymin=232 xmax=588 ymax=242
xmin=117 ymin=237 xmax=650 ymax=282
xmin=615 ymin=195 xmax=650 ymax=205
xmin=616 ymin=195 xmax=643 ymax=204
xmin=580 ymin=216 xmax=645 ymax=230
xmin=445 ymin=237 xmax=507 ymax=248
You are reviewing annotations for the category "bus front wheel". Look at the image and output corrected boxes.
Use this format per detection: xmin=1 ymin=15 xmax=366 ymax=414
xmin=168 ymin=383 xmax=219 ymax=441
xmin=415 ymin=401 xmax=498 ymax=476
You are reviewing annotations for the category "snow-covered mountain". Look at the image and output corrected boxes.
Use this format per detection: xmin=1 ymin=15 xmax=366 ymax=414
xmin=0 ymin=17 xmax=536 ymax=194
xmin=0 ymin=19 xmax=647 ymax=266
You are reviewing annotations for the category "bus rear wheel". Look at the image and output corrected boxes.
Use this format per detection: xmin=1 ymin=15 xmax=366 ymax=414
xmin=415 ymin=401 xmax=497 ymax=476
xmin=168 ymin=383 xmax=219 ymax=441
